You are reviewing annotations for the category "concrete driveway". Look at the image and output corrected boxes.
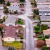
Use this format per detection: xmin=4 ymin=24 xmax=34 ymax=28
xmin=0 ymin=36 xmax=8 ymax=50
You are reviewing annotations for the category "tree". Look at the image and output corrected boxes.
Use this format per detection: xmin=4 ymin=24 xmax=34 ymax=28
xmin=20 ymin=0 xmax=25 ymax=2
xmin=0 ymin=0 xmax=4 ymax=4
xmin=41 ymin=24 xmax=48 ymax=31
xmin=2 ymin=16 xmax=5 ymax=22
xmin=14 ymin=10 xmax=18 ymax=14
xmin=41 ymin=46 xmax=48 ymax=50
xmin=20 ymin=40 xmax=23 ymax=43
xmin=34 ymin=26 xmax=40 ymax=31
xmin=36 ymin=40 xmax=45 ymax=48
xmin=6 ymin=1 xmax=11 ymax=6
xmin=34 ymin=9 xmax=39 ymax=15
xmin=33 ymin=1 xmax=37 ymax=7
xmin=4 ymin=8 xmax=9 ymax=14
xmin=8 ymin=47 xmax=15 ymax=50
xmin=45 ymin=35 xmax=49 ymax=39
xmin=19 ymin=34 xmax=23 ymax=39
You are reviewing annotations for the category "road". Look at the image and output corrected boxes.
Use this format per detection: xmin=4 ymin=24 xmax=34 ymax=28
xmin=17 ymin=0 xmax=35 ymax=49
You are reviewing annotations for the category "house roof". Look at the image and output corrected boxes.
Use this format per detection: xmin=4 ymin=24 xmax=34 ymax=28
xmin=5 ymin=0 xmax=17 ymax=2
xmin=3 ymin=25 xmax=19 ymax=38
xmin=46 ymin=39 xmax=50 ymax=45
xmin=43 ymin=29 xmax=50 ymax=35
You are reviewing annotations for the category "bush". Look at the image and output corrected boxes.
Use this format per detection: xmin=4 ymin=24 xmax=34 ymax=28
xmin=0 ymin=0 xmax=4 ymax=4
xmin=19 ymin=34 xmax=23 ymax=39
xmin=17 ymin=19 xmax=24 ymax=24
xmin=14 ymin=10 xmax=18 ymax=14
xmin=34 ymin=9 xmax=39 ymax=15
xmin=4 ymin=9 xmax=9 ymax=14
xmin=38 ymin=37 xmax=45 ymax=41
xmin=41 ymin=24 xmax=48 ymax=31
xmin=41 ymin=46 xmax=48 ymax=50
xmin=4 ymin=6 xmax=7 ymax=9
xmin=45 ymin=35 xmax=49 ymax=39
xmin=20 ymin=0 xmax=25 ymax=2
xmin=34 ymin=26 xmax=40 ymax=31
xmin=20 ymin=40 xmax=23 ymax=43
xmin=34 ymin=26 xmax=42 ymax=34
xmin=37 ymin=35 xmax=43 ymax=38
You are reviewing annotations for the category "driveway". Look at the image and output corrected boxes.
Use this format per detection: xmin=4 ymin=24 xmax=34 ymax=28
xmin=0 ymin=36 xmax=8 ymax=50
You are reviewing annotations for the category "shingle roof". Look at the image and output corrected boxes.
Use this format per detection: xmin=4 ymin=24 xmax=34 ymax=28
xmin=3 ymin=25 xmax=18 ymax=38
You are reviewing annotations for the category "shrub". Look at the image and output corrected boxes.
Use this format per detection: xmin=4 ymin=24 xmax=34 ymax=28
xmin=38 ymin=37 xmax=45 ymax=41
xmin=20 ymin=40 xmax=23 ymax=43
xmin=41 ymin=24 xmax=48 ymax=31
xmin=45 ymin=35 xmax=49 ymax=39
xmin=0 ymin=0 xmax=4 ymax=4
xmin=34 ymin=26 xmax=40 ymax=31
xmin=34 ymin=9 xmax=39 ymax=15
xmin=37 ymin=35 xmax=43 ymax=38
xmin=14 ymin=10 xmax=18 ymax=14
xmin=19 ymin=34 xmax=23 ymax=39
xmin=20 ymin=0 xmax=25 ymax=2
xmin=41 ymin=46 xmax=48 ymax=50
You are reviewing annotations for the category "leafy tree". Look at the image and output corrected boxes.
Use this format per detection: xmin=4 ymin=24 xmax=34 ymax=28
xmin=34 ymin=26 xmax=40 ymax=31
xmin=20 ymin=40 xmax=23 ymax=43
xmin=33 ymin=1 xmax=37 ymax=7
xmin=37 ymin=40 xmax=44 ymax=48
xmin=34 ymin=9 xmax=39 ymax=15
xmin=41 ymin=24 xmax=48 ymax=31
xmin=8 ymin=47 xmax=15 ymax=50
xmin=45 ymin=35 xmax=49 ymax=39
xmin=19 ymin=34 xmax=23 ymax=39
xmin=2 ymin=16 xmax=5 ymax=22
xmin=14 ymin=10 xmax=18 ymax=14
xmin=41 ymin=46 xmax=48 ymax=50
xmin=6 ymin=1 xmax=11 ymax=6
xmin=20 ymin=0 xmax=25 ymax=2
xmin=4 ymin=8 xmax=9 ymax=14
xmin=0 ymin=0 xmax=4 ymax=4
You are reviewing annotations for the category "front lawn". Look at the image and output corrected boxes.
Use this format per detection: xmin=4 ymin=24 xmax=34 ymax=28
xmin=3 ymin=41 xmax=23 ymax=48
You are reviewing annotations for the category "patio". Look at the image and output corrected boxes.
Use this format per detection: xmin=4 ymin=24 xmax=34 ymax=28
xmin=3 ymin=37 xmax=15 ymax=43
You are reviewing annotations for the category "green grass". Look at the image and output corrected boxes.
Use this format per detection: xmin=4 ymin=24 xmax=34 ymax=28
xmin=3 ymin=41 xmax=23 ymax=48
xmin=17 ymin=21 xmax=24 ymax=25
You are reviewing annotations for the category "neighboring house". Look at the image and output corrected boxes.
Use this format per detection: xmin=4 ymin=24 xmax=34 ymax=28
xmin=36 ymin=0 xmax=50 ymax=3
xmin=5 ymin=0 xmax=19 ymax=2
xmin=40 ymin=16 xmax=50 ymax=21
xmin=46 ymin=39 xmax=50 ymax=47
xmin=43 ymin=29 xmax=50 ymax=36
